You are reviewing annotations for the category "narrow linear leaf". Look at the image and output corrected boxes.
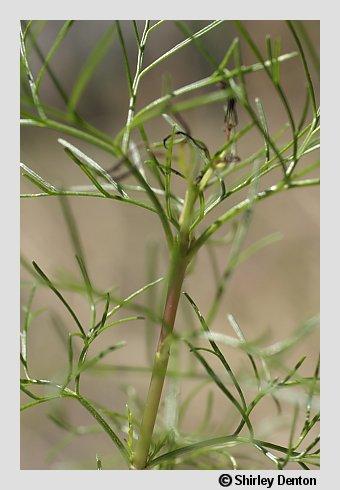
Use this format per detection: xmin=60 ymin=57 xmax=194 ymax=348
xmin=186 ymin=341 xmax=253 ymax=435
xmin=183 ymin=292 xmax=247 ymax=410
xmin=59 ymin=138 xmax=127 ymax=197
xmin=76 ymin=394 xmax=129 ymax=463
xmin=69 ymin=23 xmax=116 ymax=113
xmin=20 ymin=162 xmax=59 ymax=194
xmin=32 ymin=261 xmax=85 ymax=337
xmin=36 ymin=21 xmax=75 ymax=90
xmin=227 ymin=313 xmax=261 ymax=389
xmin=141 ymin=21 xmax=223 ymax=77
xmin=77 ymin=342 xmax=126 ymax=374
xmin=20 ymin=27 xmax=46 ymax=119
xmin=107 ymin=277 xmax=164 ymax=320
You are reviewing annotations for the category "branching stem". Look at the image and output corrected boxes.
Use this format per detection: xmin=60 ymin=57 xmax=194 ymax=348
xmin=133 ymin=183 xmax=198 ymax=469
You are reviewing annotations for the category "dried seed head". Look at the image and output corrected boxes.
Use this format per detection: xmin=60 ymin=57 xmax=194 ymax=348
xmin=224 ymin=97 xmax=238 ymax=131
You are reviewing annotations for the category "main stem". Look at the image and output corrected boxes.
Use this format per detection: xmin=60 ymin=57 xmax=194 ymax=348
xmin=133 ymin=184 xmax=197 ymax=469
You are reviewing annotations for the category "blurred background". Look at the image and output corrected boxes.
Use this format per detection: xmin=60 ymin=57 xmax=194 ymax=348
xmin=20 ymin=20 xmax=319 ymax=469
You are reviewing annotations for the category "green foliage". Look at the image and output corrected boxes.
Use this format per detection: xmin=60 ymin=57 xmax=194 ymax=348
xmin=20 ymin=20 xmax=319 ymax=470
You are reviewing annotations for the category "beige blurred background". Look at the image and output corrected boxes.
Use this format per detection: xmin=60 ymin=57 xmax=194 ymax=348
xmin=20 ymin=20 xmax=319 ymax=469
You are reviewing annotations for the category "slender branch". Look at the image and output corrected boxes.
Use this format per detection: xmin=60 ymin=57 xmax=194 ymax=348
xmin=20 ymin=383 xmax=130 ymax=465
xmin=122 ymin=21 xmax=150 ymax=152
xmin=21 ymin=117 xmax=120 ymax=156
xmin=189 ymin=179 xmax=319 ymax=257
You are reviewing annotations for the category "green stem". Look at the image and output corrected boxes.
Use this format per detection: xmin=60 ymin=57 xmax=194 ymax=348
xmin=133 ymin=184 xmax=197 ymax=469
xmin=122 ymin=21 xmax=150 ymax=153
xmin=189 ymin=178 xmax=319 ymax=258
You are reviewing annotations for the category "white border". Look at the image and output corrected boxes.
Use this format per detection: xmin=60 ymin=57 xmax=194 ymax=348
xmin=1 ymin=1 xmax=336 ymax=488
